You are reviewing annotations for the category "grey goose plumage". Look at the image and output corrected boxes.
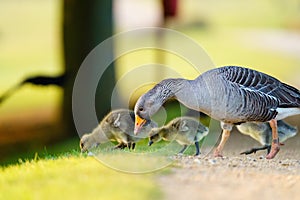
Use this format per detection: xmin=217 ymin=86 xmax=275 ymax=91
xmin=219 ymin=66 xmax=300 ymax=121
xmin=134 ymin=66 xmax=300 ymax=159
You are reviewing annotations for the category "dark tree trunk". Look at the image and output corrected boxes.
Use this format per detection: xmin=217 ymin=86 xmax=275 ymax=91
xmin=62 ymin=0 xmax=115 ymax=137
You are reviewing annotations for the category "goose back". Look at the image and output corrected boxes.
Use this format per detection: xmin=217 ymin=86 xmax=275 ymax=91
xmin=192 ymin=66 xmax=300 ymax=123
xmin=220 ymin=66 xmax=300 ymax=108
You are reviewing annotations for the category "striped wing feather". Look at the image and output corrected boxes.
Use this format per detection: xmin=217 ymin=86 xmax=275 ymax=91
xmin=220 ymin=66 xmax=300 ymax=108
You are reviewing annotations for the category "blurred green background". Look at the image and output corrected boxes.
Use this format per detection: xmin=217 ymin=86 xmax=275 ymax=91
xmin=0 ymin=0 xmax=300 ymax=171
xmin=1 ymin=0 xmax=300 ymax=199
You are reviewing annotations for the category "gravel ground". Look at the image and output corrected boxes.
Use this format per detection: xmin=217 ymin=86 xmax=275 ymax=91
xmin=158 ymin=129 xmax=300 ymax=200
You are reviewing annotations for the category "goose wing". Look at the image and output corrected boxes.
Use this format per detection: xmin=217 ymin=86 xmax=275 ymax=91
xmin=219 ymin=66 xmax=300 ymax=108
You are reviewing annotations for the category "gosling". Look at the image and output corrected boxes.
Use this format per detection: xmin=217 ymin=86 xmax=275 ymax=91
xmin=80 ymin=109 xmax=157 ymax=152
xmin=148 ymin=117 xmax=209 ymax=156
xmin=237 ymin=120 xmax=297 ymax=155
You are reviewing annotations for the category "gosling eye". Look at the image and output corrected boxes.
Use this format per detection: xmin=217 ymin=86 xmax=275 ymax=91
xmin=80 ymin=141 xmax=84 ymax=149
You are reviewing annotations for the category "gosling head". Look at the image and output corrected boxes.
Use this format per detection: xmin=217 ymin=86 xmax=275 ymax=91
xmin=134 ymin=83 xmax=174 ymax=134
xmin=79 ymin=134 xmax=99 ymax=153
xmin=148 ymin=128 xmax=164 ymax=146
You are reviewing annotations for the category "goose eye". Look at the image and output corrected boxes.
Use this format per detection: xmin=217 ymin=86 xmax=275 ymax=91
xmin=139 ymin=107 xmax=144 ymax=112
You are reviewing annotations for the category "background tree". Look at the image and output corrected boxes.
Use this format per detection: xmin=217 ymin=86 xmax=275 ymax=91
xmin=62 ymin=0 xmax=116 ymax=137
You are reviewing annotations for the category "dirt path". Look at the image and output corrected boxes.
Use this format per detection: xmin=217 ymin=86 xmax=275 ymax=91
xmin=157 ymin=130 xmax=300 ymax=200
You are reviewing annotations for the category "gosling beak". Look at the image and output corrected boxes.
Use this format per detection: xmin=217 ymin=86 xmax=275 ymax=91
xmin=134 ymin=115 xmax=147 ymax=135
xmin=81 ymin=148 xmax=87 ymax=153
xmin=148 ymin=141 xmax=153 ymax=146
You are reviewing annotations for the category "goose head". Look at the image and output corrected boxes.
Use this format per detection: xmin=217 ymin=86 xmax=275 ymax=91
xmin=134 ymin=83 xmax=174 ymax=134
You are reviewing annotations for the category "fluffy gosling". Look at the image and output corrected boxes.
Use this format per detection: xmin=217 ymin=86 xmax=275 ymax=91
xmin=148 ymin=116 xmax=209 ymax=156
xmin=80 ymin=109 xmax=157 ymax=152
xmin=237 ymin=120 xmax=297 ymax=155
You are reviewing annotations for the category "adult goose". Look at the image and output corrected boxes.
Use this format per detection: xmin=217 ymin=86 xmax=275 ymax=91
xmin=134 ymin=66 xmax=300 ymax=159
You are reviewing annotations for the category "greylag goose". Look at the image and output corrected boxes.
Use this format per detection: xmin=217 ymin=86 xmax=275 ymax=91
xmin=80 ymin=109 xmax=157 ymax=152
xmin=237 ymin=120 xmax=297 ymax=155
xmin=148 ymin=116 xmax=209 ymax=155
xmin=134 ymin=66 xmax=300 ymax=159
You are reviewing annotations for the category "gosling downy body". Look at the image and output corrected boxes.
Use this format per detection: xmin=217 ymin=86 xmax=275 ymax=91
xmin=134 ymin=66 xmax=300 ymax=159
xmin=148 ymin=117 xmax=209 ymax=155
xmin=237 ymin=120 xmax=297 ymax=155
xmin=80 ymin=109 xmax=157 ymax=152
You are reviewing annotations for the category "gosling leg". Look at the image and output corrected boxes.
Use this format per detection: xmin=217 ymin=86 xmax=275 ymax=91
xmin=114 ymin=143 xmax=126 ymax=149
xmin=178 ymin=145 xmax=188 ymax=155
xmin=131 ymin=143 xmax=136 ymax=150
xmin=214 ymin=129 xmax=230 ymax=157
xmin=194 ymin=141 xmax=200 ymax=156
xmin=266 ymin=119 xmax=280 ymax=159
xmin=240 ymin=145 xmax=270 ymax=155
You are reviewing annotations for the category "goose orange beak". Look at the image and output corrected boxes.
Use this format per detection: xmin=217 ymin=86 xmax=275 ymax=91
xmin=134 ymin=115 xmax=147 ymax=135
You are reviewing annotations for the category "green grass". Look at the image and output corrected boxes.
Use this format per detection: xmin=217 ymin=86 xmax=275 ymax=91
xmin=0 ymin=137 xmax=165 ymax=200
xmin=0 ymin=156 xmax=163 ymax=200
xmin=0 ymin=132 xmax=208 ymax=200
xmin=1 ymin=138 xmax=81 ymax=166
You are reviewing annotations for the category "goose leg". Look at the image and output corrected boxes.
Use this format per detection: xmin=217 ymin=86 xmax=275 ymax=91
xmin=267 ymin=145 xmax=271 ymax=154
xmin=266 ymin=119 xmax=280 ymax=159
xmin=194 ymin=141 xmax=200 ymax=156
xmin=214 ymin=129 xmax=230 ymax=157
